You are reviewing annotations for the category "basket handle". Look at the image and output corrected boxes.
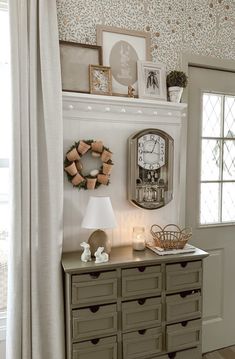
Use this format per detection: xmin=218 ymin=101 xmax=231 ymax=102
xmin=150 ymin=224 xmax=163 ymax=235
xmin=163 ymin=224 xmax=181 ymax=232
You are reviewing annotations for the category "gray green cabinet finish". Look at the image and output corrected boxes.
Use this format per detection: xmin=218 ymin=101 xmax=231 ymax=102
xmin=62 ymin=245 xmax=208 ymax=359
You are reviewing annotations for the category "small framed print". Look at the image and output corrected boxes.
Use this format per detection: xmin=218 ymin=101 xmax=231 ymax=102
xmin=89 ymin=65 xmax=112 ymax=96
xmin=59 ymin=41 xmax=103 ymax=93
xmin=137 ymin=61 xmax=167 ymax=101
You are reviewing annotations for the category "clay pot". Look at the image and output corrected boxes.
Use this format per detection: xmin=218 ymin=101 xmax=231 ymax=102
xmin=91 ymin=141 xmax=103 ymax=153
xmin=103 ymin=163 xmax=113 ymax=175
xmin=71 ymin=173 xmax=85 ymax=186
xmin=75 ymin=160 xmax=83 ymax=172
xmin=66 ymin=148 xmax=80 ymax=162
xmin=97 ymin=174 xmax=109 ymax=185
xmin=64 ymin=162 xmax=78 ymax=176
xmin=101 ymin=149 xmax=112 ymax=163
xmin=77 ymin=140 xmax=91 ymax=155
xmin=86 ymin=178 xmax=97 ymax=190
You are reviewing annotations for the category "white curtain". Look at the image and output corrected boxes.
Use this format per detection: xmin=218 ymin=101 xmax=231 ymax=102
xmin=7 ymin=1 xmax=65 ymax=359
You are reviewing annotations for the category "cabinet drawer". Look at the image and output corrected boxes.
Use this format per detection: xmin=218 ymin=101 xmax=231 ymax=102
xmin=72 ymin=304 xmax=117 ymax=340
xmin=123 ymin=327 xmax=162 ymax=359
xmin=166 ymin=319 xmax=201 ymax=352
xmin=122 ymin=297 xmax=161 ymax=331
xmin=72 ymin=271 xmax=117 ymax=305
xmin=122 ymin=266 xmax=162 ymax=298
xmin=166 ymin=261 xmax=202 ymax=291
xmin=166 ymin=291 xmax=201 ymax=322
xmin=157 ymin=347 xmax=201 ymax=359
xmin=72 ymin=336 xmax=117 ymax=359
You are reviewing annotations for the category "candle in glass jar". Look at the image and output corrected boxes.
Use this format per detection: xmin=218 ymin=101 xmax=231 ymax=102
xmin=132 ymin=227 xmax=146 ymax=251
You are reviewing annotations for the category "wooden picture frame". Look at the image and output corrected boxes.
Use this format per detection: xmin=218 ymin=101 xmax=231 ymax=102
xmin=59 ymin=41 xmax=103 ymax=93
xmin=137 ymin=61 xmax=167 ymax=101
xmin=96 ymin=25 xmax=151 ymax=96
xmin=89 ymin=65 xmax=112 ymax=96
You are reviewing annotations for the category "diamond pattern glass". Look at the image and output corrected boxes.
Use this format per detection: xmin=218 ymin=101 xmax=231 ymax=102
xmin=222 ymin=183 xmax=235 ymax=222
xmin=200 ymin=183 xmax=219 ymax=224
xmin=202 ymin=94 xmax=222 ymax=137
xmin=223 ymin=140 xmax=235 ymax=180
xmin=224 ymin=96 xmax=235 ymax=138
xmin=201 ymin=139 xmax=221 ymax=181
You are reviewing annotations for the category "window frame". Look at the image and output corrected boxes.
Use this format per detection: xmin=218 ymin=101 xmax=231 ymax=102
xmin=198 ymin=91 xmax=235 ymax=227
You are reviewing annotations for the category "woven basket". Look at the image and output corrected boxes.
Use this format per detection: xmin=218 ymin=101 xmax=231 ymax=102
xmin=150 ymin=224 xmax=192 ymax=250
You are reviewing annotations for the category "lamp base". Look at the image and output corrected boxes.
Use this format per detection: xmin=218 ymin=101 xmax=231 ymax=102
xmin=88 ymin=229 xmax=111 ymax=256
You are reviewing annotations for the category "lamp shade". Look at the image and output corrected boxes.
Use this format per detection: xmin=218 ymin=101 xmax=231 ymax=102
xmin=81 ymin=196 xmax=117 ymax=229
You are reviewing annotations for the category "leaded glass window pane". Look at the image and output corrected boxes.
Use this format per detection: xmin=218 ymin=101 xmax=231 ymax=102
xmin=200 ymin=93 xmax=235 ymax=225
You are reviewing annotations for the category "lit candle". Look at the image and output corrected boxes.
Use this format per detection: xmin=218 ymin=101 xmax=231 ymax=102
xmin=132 ymin=227 xmax=146 ymax=251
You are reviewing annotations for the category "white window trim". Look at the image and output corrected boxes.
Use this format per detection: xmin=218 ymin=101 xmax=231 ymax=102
xmin=0 ymin=310 xmax=6 ymax=340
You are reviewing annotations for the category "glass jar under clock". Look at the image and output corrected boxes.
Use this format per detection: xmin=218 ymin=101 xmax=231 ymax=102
xmin=128 ymin=128 xmax=174 ymax=210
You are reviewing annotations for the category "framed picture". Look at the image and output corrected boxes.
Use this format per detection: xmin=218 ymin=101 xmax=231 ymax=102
xmin=89 ymin=65 xmax=112 ymax=96
xmin=137 ymin=61 xmax=167 ymax=101
xmin=59 ymin=41 xmax=103 ymax=93
xmin=96 ymin=25 xmax=151 ymax=96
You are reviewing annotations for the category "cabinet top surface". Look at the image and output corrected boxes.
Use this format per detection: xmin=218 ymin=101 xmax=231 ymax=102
xmin=61 ymin=245 xmax=208 ymax=273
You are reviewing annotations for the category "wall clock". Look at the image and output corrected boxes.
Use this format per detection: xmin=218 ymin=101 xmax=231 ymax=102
xmin=128 ymin=128 xmax=174 ymax=210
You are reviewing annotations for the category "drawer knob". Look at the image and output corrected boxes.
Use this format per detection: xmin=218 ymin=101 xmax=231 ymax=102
xmin=180 ymin=262 xmax=188 ymax=268
xmin=138 ymin=266 xmax=146 ymax=272
xmin=138 ymin=299 xmax=146 ymax=305
xmin=90 ymin=305 xmax=100 ymax=313
xmin=182 ymin=321 xmax=188 ymax=327
xmin=138 ymin=329 xmax=146 ymax=335
xmin=90 ymin=272 xmax=100 ymax=279
xmin=180 ymin=290 xmax=192 ymax=298
xmin=91 ymin=338 xmax=100 ymax=345
xmin=168 ymin=353 xmax=176 ymax=359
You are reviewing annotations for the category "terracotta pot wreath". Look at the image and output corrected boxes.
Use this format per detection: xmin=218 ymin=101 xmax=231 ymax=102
xmin=64 ymin=139 xmax=113 ymax=190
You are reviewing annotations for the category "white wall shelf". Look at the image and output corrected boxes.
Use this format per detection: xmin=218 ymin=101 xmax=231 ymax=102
xmin=63 ymin=92 xmax=187 ymax=125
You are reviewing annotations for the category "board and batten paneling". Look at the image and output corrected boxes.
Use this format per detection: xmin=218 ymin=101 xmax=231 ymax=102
xmin=63 ymin=93 xmax=187 ymax=252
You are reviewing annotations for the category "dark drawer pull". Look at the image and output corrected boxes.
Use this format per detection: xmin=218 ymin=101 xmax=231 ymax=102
xmin=138 ymin=266 xmax=146 ymax=272
xmin=180 ymin=290 xmax=192 ymax=298
xmin=138 ymin=329 xmax=146 ymax=335
xmin=91 ymin=338 xmax=100 ymax=345
xmin=180 ymin=262 xmax=188 ymax=268
xmin=90 ymin=305 xmax=100 ymax=313
xmin=168 ymin=353 xmax=176 ymax=359
xmin=90 ymin=272 xmax=100 ymax=279
xmin=181 ymin=321 xmax=188 ymax=327
xmin=138 ymin=298 xmax=146 ymax=305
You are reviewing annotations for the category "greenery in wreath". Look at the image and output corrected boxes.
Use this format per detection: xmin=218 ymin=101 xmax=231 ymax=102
xmin=64 ymin=139 xmax=113 ymax=190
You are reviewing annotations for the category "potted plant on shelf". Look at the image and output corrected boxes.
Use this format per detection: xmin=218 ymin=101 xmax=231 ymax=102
xmin=166 ymin=70 xmax=188 ymax=103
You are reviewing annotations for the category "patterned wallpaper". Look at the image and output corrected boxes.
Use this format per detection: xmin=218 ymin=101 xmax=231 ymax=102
xmin=57 ymin=0 xmax=235 ymax=70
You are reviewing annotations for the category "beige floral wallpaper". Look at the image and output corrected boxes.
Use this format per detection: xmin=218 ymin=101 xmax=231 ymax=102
xmin=57 ymin=0 xmax=235 ymax=70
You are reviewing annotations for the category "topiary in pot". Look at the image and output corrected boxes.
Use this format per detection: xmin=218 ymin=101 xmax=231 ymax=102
xmin=167 ymin=71 xmax=188 ymax=103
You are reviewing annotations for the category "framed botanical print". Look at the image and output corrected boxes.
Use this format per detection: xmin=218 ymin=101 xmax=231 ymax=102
xmin=89 ymin=65 xmax=112 ymax=95
xmin=96 ymin=25 xmax=151 ymax=96
xmin=59 ymin=41 xmax=103 ymax=93
xmin=137 ymin=61 xmax=167 ymax=101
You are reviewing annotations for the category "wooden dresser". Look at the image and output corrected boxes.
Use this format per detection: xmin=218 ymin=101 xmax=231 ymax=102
xmin=62 ymin=245 xmax=208 ymax=359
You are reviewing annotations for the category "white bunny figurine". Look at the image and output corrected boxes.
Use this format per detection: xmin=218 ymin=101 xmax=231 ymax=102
xmin=94 ymin=246 xmax=109 ymax=264
xmin=80 ymin=242 xmax=92 ymax=262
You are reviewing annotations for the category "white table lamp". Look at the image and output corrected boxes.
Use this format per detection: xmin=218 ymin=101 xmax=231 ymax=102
xmin=81 ymin=196 xmax=117 ymax=255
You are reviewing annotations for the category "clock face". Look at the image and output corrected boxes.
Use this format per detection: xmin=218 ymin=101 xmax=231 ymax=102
xmin=138 ymin=133 xmax=165 ymax=170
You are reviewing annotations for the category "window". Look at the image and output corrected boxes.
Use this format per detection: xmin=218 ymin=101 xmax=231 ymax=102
xmin=0 ymin=0 xmax=10 ymax=313
xmin=200 ymin=93 xmax=235 ymax=225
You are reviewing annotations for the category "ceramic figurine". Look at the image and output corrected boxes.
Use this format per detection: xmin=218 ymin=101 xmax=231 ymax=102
xmin=94 ymin=246 xmax=109 ymax=263
xmin=80 ymin=242 xmax=92 ymax=262
xmin=128 ymin=85 xmax=135 ymax=98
